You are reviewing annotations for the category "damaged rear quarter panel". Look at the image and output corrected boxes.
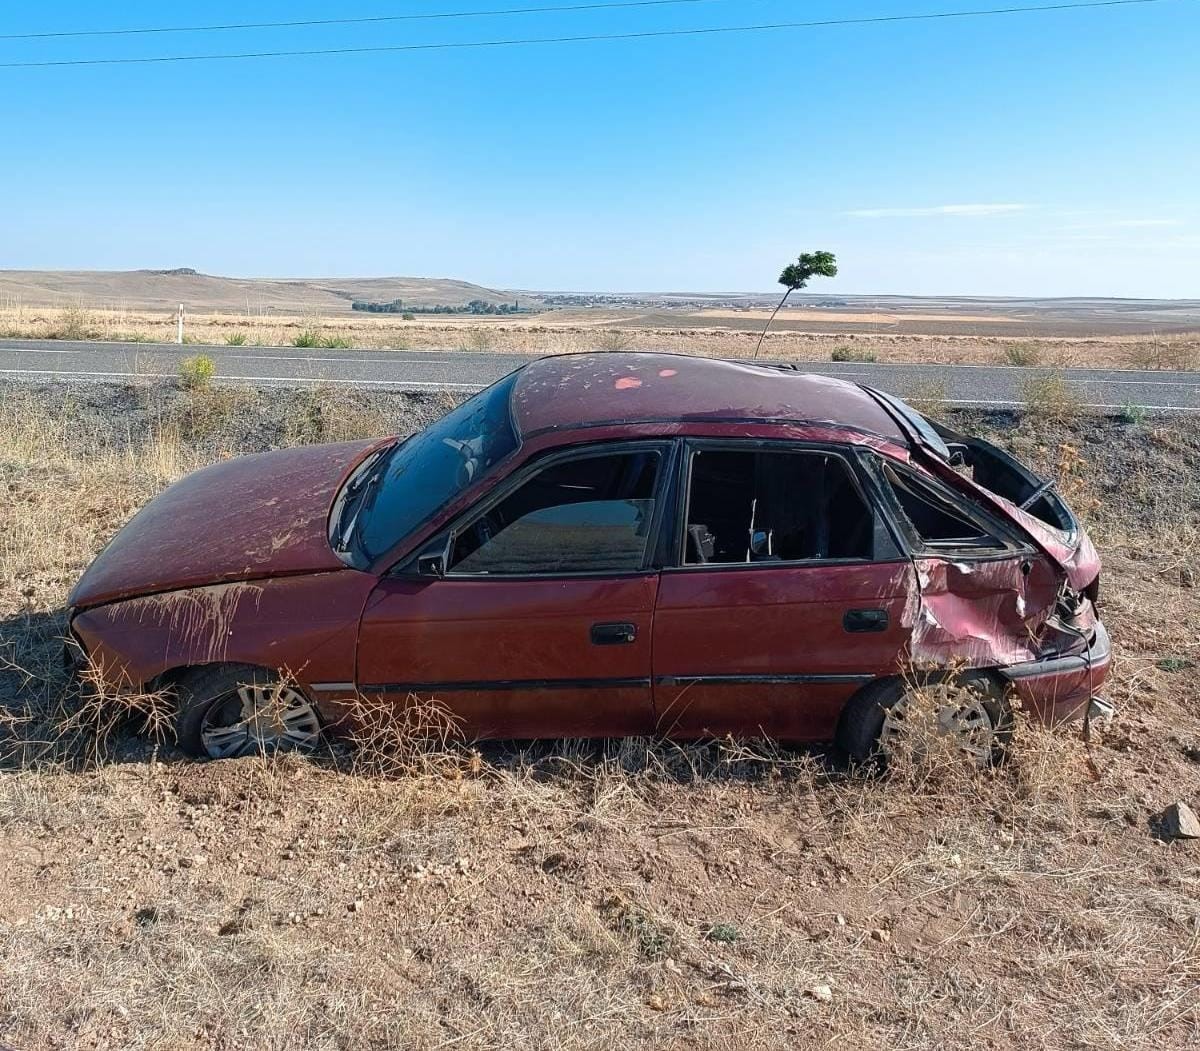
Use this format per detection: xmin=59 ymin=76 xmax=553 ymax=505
xmin=909 ymin=554 xmax=1061 ymax=668
xmin=71 ymin=570 xmax=378 ymax=693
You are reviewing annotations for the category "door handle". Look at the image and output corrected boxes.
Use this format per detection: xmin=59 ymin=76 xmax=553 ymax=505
xmin=591 ymin=622 xmax=638 ymax=646
xmin=843 ymin=608 xmax=889 ymax=633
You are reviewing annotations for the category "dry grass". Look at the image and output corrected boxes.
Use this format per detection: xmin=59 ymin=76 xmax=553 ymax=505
xmin=2 ymin=384 xmax=1200 ymax=1049
xmin=903 ymin=379 xmax=948 ymax=416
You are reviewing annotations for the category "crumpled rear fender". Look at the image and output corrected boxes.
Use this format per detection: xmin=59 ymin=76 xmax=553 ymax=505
xmin=907 ymin=554 xmax=1062 ymax=668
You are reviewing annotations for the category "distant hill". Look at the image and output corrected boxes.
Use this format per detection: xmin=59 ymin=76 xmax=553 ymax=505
xmin=0 ymin=269 xmax=521 ymax=313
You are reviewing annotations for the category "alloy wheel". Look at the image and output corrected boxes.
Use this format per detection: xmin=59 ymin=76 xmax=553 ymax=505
xmin=879 ymin=687 xmax=996 ymax=766
xmin=199 ymin=683 xmax=322 ymax=759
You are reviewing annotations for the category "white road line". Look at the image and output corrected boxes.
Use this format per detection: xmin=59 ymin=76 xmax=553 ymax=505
xmin=0 ymin=346 xmax=81 ymax=354
xmin=159 ymin=353 xmax=462 ymax=367
xmin=943 ymin=398 xmax=1200 ymax=412
xmin=0 ymin=348 xmax=463 ymax=367
xmin=0 ymin=367 xmax=481 ymax=389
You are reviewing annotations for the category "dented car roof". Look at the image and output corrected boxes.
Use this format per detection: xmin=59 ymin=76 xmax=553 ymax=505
xmin=510 ymin=353 xmax=910 ymax=444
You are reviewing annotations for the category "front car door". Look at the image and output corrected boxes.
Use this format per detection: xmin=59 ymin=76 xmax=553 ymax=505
xmin=355 ymin=441 xmax=674 ymax=740
xmin=651 ymin=440 xmax=918 ymax=741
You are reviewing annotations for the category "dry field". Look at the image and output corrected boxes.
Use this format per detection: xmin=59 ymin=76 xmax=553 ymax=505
xmin=2 ymin=381 xmax=1200 ymax=1050
xmin=2 ymin=304 xmax=1200 ymax=371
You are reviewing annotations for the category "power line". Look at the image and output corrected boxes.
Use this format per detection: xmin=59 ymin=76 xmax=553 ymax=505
xmin=0 ymin=0 xmax=752 ymax=41
xmin=0 ymin=0 xmax=1179 ymax=69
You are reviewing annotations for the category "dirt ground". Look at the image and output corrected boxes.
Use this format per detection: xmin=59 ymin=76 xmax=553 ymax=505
xmin=1 ymin=381 xmax=1199 ymax=1050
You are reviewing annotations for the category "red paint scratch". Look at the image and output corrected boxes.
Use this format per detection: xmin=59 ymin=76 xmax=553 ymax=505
xmin=615 ymin=377 xmax=643 ymax=390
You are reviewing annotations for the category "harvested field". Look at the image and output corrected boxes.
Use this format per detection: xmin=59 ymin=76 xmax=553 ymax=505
xmin=2 ymin=381 xmax=1199 ymax=1050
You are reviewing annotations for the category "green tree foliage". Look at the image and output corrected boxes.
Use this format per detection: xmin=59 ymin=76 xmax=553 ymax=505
xmin=754 ymin=251 xmax=839 ymax=359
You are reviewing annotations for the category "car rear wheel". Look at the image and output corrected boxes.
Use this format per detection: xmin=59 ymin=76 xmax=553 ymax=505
xmin=173 ymin=665 xmax=323 ymax=760
xmin=836 ymin=673 xmax=1012 ymax=769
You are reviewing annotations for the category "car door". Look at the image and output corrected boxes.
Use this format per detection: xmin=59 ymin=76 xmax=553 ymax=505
xmin=651 ymin=441 xmax=917 ymax=741
xmin=355 ymin=441 xmax=674 ymax=740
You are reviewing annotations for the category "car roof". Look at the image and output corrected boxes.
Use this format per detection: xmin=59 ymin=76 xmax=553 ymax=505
xmin=510 ymin=352 xmax=909 ymax=445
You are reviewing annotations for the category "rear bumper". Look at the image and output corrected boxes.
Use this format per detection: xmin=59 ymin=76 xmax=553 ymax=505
xmin=1000 ymin=620 xmax=1112 ymax=724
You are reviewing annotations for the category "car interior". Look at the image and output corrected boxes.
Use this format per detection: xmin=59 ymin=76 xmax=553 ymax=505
xmin=684 ymin=449 xmax=874 ymax=564
xmin=450 ymin=450 xmax=661 ymax=573
xmin=880 ymin=463 xmax=1004 ymax=549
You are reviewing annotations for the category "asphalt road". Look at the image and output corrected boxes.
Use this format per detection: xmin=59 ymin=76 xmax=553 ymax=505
xmin=2 ymin=338 xmax=1199 ymax=412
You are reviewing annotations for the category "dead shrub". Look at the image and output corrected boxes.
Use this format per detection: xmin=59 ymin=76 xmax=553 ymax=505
xmin=1019 ymin=371 xmax=1084 ymax=421
xmin=339 ymin=692 xmax=471 ymax=779
xmin=596 ymin=329 xmax=634 ymax=351
xmin=1003 ymin=342 xmax=1042 ymax=367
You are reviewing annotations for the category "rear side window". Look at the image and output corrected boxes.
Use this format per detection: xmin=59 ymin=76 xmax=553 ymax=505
xmin=450 ymin=450 xmax=661 ymax=575
xmin=684 ymin=448 xmax=874 ymax=565
xmin=882 ymin=464 xmax=1004 ymax=550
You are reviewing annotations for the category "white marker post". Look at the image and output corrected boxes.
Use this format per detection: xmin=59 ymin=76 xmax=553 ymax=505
xmin=176 ymin=303 xmax=185 ymax=345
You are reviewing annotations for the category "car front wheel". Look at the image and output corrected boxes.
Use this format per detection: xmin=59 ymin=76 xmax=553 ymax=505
xmin=173 ymin=665 xmax=323 ymax=760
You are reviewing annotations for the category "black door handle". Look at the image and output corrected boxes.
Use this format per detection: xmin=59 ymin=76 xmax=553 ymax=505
xmin=591 ymin=622 xmax=638 ymax=646
xmin=844 ymin=608 xmax=889 ymax=633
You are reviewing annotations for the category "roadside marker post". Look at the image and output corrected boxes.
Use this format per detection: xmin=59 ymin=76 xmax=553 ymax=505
xmin=177 ymin=303 xmax=184 ymax=344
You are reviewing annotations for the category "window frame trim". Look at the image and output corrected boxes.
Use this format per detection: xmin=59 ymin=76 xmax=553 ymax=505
xmin=396 ymin=438 xmax=680 ymax=582
xmin=866 ymin=454 xmax=1031 ymax=558
xmin=665 ymin=438 xmax=892 ymax=573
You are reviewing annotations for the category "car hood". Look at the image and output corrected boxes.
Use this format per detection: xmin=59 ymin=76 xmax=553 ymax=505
xmin=69 ymin=439 xmax=384 ymax=609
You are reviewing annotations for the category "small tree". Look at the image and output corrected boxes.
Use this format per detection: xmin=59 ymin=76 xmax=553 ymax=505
xmin=754 ymin=251 xmax=838 ymax=359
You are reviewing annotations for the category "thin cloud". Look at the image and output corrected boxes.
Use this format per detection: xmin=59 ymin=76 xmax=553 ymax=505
xmin=846 ymin=204 xmax=1030 ymax=219
xmin=1109 ymin=218 xmax=1180 ymax=228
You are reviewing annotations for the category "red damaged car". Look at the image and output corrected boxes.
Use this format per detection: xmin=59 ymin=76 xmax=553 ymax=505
xmin=68 ymin=353 xmax=1110 ymax=762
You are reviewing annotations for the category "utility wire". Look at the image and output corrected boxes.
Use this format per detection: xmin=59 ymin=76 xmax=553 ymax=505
xmin=0 ymin=0 xmax=755 ymax=41
xmin=0 ymin=0 xmax=1179 ymax=69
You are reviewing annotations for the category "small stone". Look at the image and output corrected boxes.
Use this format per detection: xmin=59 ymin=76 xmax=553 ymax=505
xmin=348 ymin=899 xmax=364 ymax=913
xmin=871 ymin=928 xmax=891 ymax=944
xmin=1159 ymin=802 xmax=1200 ymax=840
xmin=835 ymin=914 xmax=846 ymax=926
xmin=807 ymin=984 xmax=833 ymax=1002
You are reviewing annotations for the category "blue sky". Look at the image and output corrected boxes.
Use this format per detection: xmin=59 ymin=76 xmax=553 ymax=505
xmin=1 ymin=1 xmax=1197 ymax=296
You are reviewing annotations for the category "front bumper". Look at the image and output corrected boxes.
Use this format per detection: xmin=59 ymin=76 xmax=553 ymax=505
xmin=1000 ymin=620 xmax=1112 ymax=724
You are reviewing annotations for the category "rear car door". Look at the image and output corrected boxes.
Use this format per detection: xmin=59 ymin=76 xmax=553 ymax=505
xmin=651 ymin=441 xmax=917 ymax=741
xmin=356 ymin=442 xmax=673 ymax=739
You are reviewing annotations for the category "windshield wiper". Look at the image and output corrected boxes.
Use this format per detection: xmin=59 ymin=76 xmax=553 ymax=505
xmin=336 ymin=472 xmax=381 ymax=553
xmin=332 ymin=444 xmax=395 ymax=554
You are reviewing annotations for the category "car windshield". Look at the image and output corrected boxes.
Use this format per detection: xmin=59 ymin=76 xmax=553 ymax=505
xmin=355 ymin=373 xmax=520 ymax=562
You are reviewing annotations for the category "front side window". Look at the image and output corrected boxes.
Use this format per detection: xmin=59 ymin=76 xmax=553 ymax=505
xmin=354 ymin=374 xmax=520 ymax=561
xmin=449 ymin=449 xmax=662 ymax=576
xmin=683 ymin=448 xmax=874 ymax=565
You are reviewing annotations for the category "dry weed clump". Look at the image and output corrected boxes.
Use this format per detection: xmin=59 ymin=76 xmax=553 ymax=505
xmin=1003 ymin=341 xmax=1042 ymax=367
xmin=1019 ymin=370 xmax=1085 ymax=421
xmin=337 ymin=693 xmax=471 ymax=779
